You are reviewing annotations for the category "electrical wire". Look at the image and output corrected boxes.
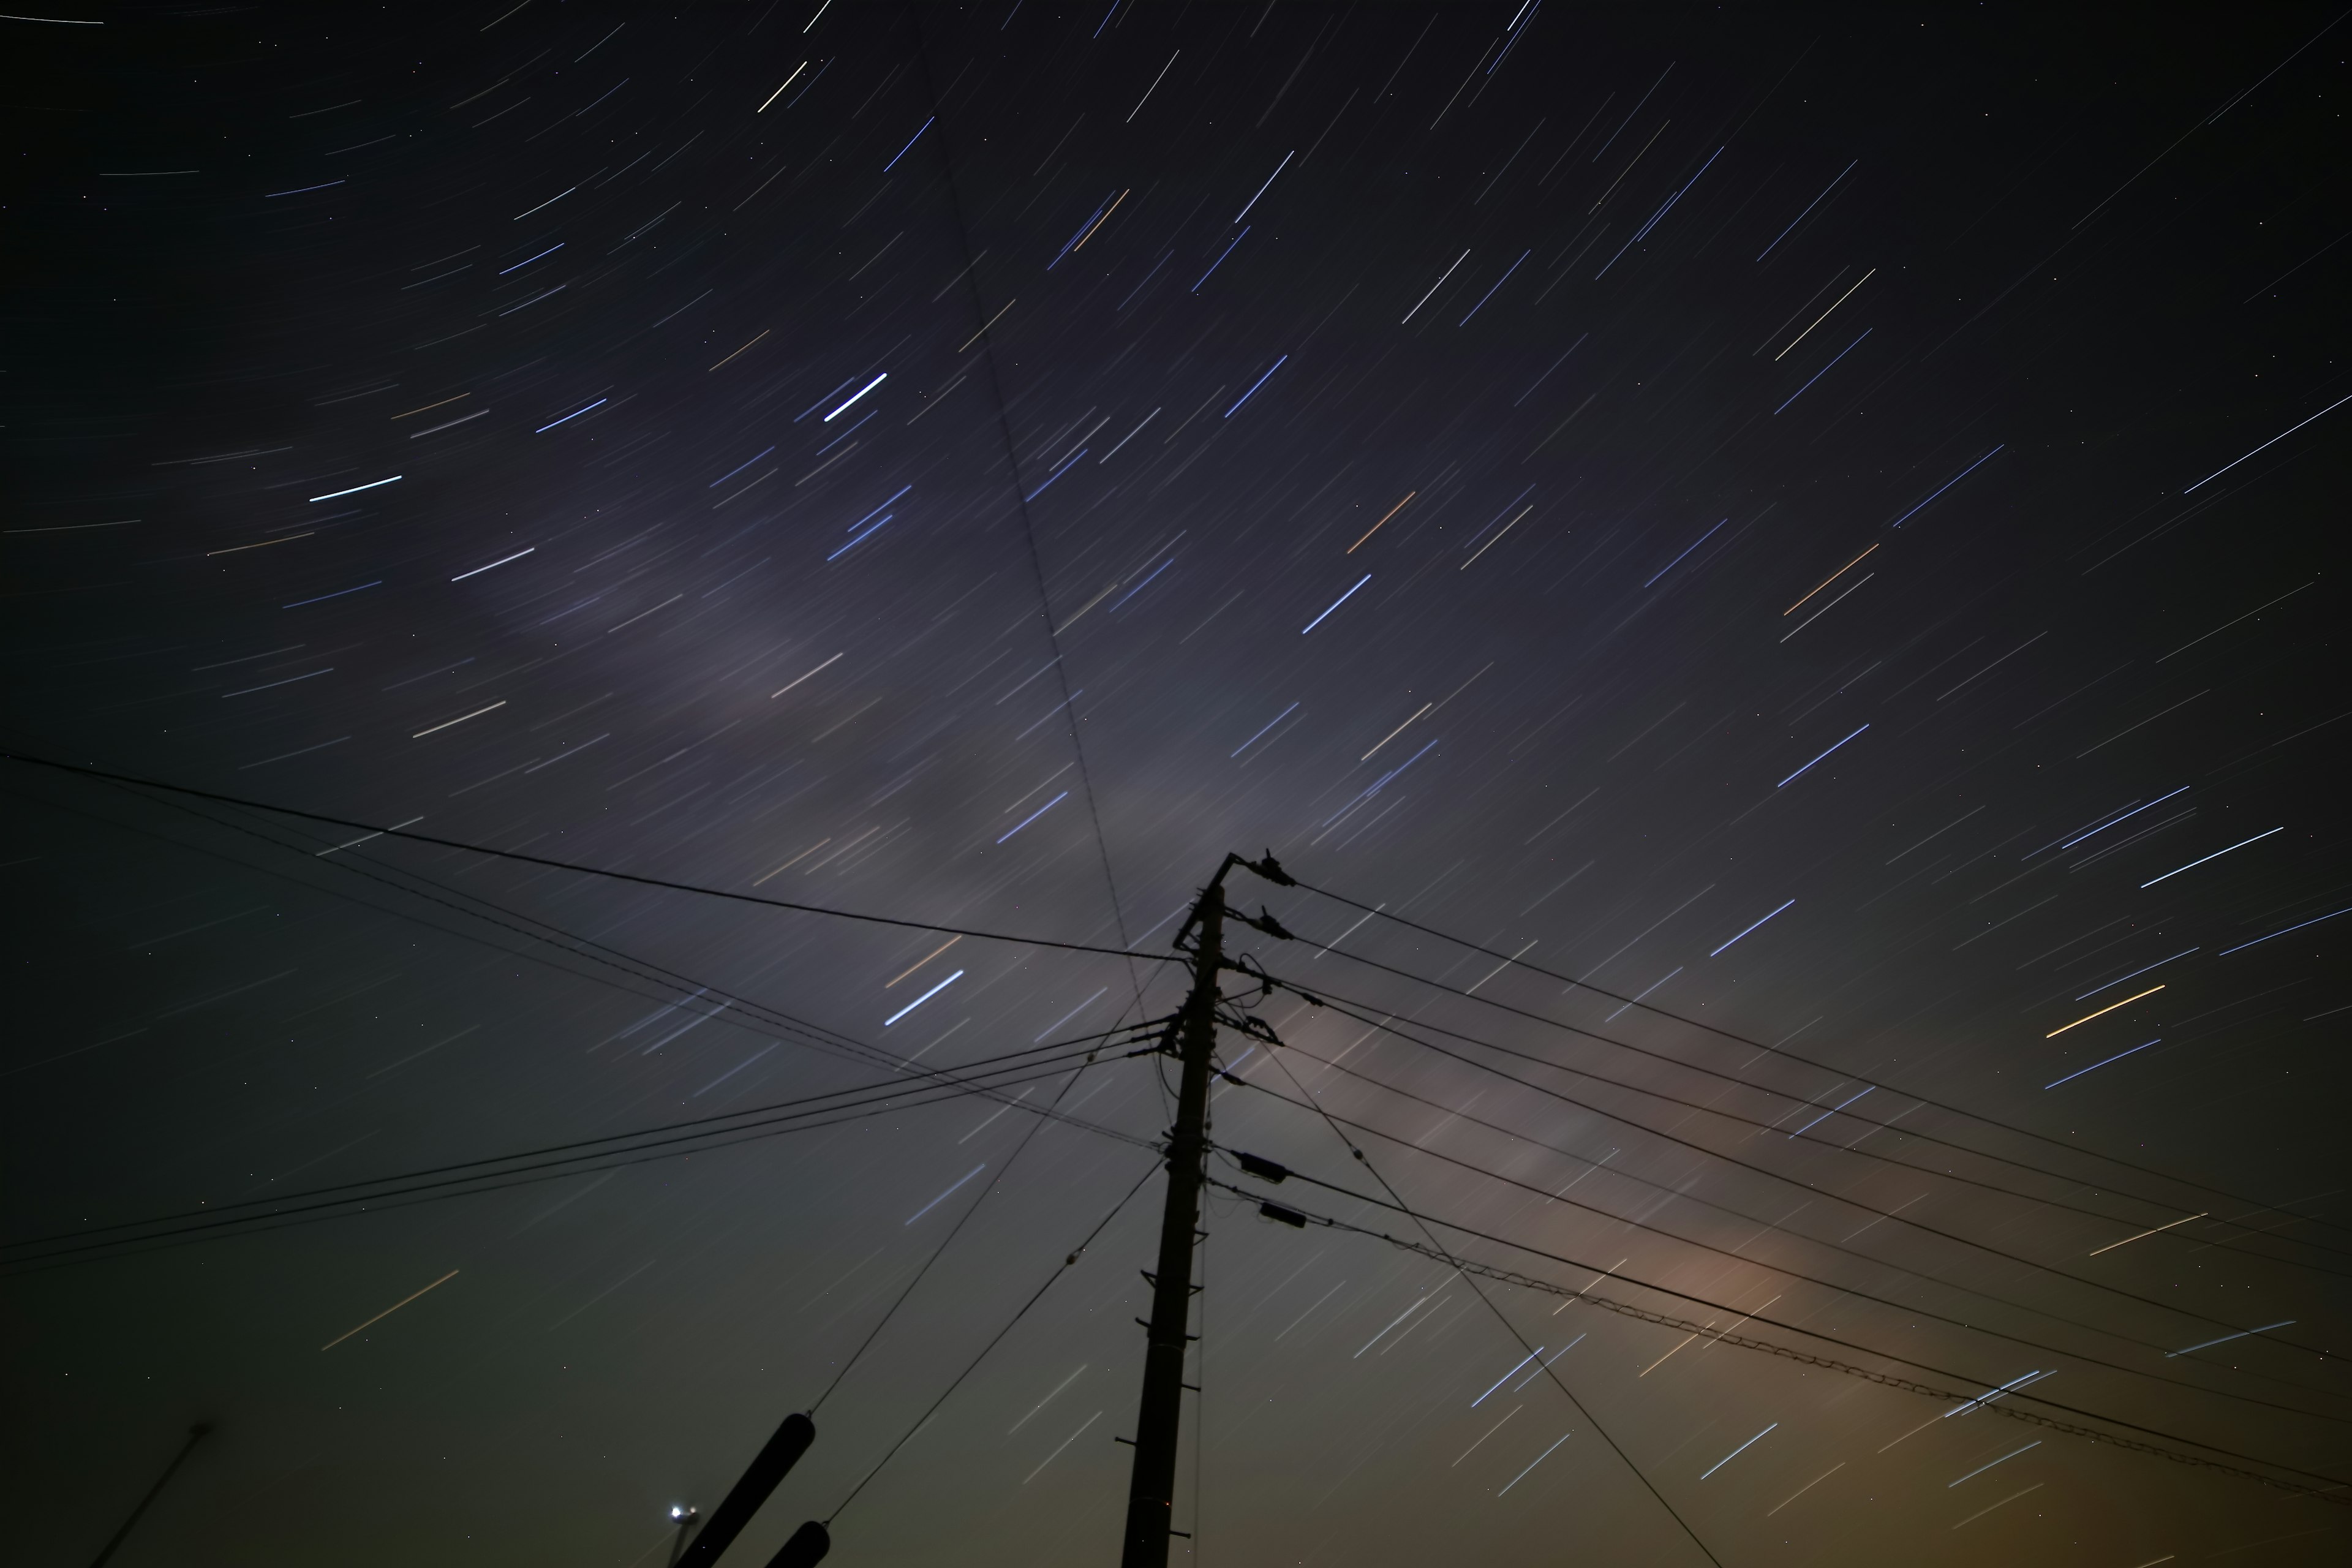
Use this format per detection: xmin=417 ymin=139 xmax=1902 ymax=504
xmin=1210 ymin=1172 xmax=2352 ymax=1507
xmin=2 ymin=778 xmax=906 ymax=1087
xmin=12 ymin=742 xmax=2336 ymax=1522
xmin=1269 ymin=869 xmax=2352 ymax=1244
xmin=810 ymin=985 xmax=1164 ymax=1417
xmin=0 ymin=752 xmax=1180 ymax=964
xmin=7 ymin=1061 xmax=1135 ymax=1278
xmin=26 ymin=772 xmax=1186 ymax=1192
xmin=826 ymin=1160 xmax=1161 ymax=1525
xmin=905 ymin=8 xmax=1142 ymax=986
xmin=1254 ymin=1028 xmax=2352 ymax=1414
xmin=5 ymin=1027 xmax=1131 ymax=1253
xmin=5 ymin=769 xmax=1182 ymax=1286
xmin=1261 ymin=951 xmax=2350 ymax=1276
xmin=1259 ymin=922 xmax=2352 ymax=1273
xmin=1251 ymin=1039 xmax=1727 ymax=1566
xmin=2 ymin=774 xmax=1174 ymax=1250
xmin=1219 ymin=1070 xmax=2352 ymax=1426
xmin=1261 ymin=979 xmax=2352 ymax=1366
xmin=4 ymin=1040 xmax=1159 ymax=1271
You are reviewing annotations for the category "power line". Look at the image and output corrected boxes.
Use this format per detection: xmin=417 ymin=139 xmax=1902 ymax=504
xmin=0 ymin=752 xmax=1180 ymax=964
xmin=1273 ymin=950 xmax=2337 ymax=1264
xmin=1219 ymin=1072 xmax=2352 ymax=1427
xmin=1263 ymin=980 xmax=2351 ymax=1368
xmin=907 ymin=9 xmax=1139 ymax=975
xmin=2 ymin=778 xmax=890 ymax=1085
xmin=1244 ymin=937 xmax=2352 ymax=1279
xmin=2 ymin=1035 xmax=1159 ymax=1269
xmin=1286 ymin=932 xmax=2318 ymax=1246
xmin=811 ymin=1000 xmax=1167 ymax=1417
xmin=1270 ymin=914 xmax=2352 ymax=1270
xmin=1276 ymin=964 xmax=2352 ymax=1298
xmin=826 ymin=1159 xmax=1161 ymax=1525
xmin=6 ymin=1023 xmax=1132 ymax=1250
xmin=1273 ymin=870 xmax=2352 ymax=1243
xmin=2 ymin=1054 xmax=1141 ymax=1272
xmin=37 ymin=777 xmax=931 ymax=1084
xmin=5 ymin=778 xmax=1177 ymax=1275
xmin=1216 ymin=1175 xmax=2352 ymax=1509
xmin=18 ymin=752 xmax=2335 ymax=1531
xmin=110 ymin=747 xmax=1180 ymax=1449
xmin=1251 ymin=1030 xmax=2351 ymax=1417
xmin=34 ymin=764 xmax=1189 ymax=1235
xmin=1210 ymin=1169 xmax=2352 ymax=1502
xmin=3 ymin=1059 xmax=1148 ymax=1279
xmin=1249 ymin=1042 xmax=1727 ymax=1566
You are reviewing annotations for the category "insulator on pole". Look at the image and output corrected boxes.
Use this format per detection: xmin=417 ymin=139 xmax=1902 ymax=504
xmin=1236 ymin=1152 xmax=1290 ymax=1183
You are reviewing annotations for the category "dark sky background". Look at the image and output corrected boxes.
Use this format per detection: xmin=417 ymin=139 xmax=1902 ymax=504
xmin=6 ymin=3 xmax=2350 ymax=1564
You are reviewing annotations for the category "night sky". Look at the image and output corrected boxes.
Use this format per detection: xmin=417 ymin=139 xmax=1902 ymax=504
xmin=6 ymin=4 xmax=2350 ymax=1564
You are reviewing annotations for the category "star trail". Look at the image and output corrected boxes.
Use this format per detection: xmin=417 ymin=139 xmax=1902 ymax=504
xmin=4 ymin=5 xmax=2348 ymax=1567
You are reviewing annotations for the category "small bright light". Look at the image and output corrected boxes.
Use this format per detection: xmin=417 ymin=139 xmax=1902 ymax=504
xmin=670 ymin=1506 xmax=686 ymax=1520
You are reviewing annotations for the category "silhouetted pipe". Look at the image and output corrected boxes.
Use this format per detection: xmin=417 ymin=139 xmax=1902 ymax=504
xmin=89 ymin=1423 xmax=212 ymax=1568
xmin=673 ymin=1413 xmax=816 ymax=1568
xmin=766 ymin=1520 xmax=832 ymax=1567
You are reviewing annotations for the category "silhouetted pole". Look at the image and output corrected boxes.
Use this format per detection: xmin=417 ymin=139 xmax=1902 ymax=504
xmin=89 ymin=1422 xmax=212 ymax=1568
xmin=673 ymin=1413 xmax=815 ymax=1568
xmin=1120 ymin=862 xmax=1231 ymax=1568
xmin=765 ymin=1519 xmax=831 ymax=1567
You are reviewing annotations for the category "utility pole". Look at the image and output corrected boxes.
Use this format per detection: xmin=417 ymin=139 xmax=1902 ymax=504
xmin=1119 ymin=859 xmax=1231 ymax=1568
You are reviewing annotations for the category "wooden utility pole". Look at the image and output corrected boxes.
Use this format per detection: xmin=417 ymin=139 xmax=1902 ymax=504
xmin=1119 ymin=861 xmax=1231 ymax=1567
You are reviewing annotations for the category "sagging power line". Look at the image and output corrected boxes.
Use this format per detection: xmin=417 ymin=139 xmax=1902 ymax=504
xmin=0 ymin=752 xmax=1180 ymax=965
xmin=1275 ymin=872 xmax=2352 ymax=1250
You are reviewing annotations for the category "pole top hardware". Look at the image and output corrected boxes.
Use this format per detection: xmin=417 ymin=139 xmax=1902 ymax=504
xmin=1234 ymin=1152 xmax=1290 ymax=1183
xmin=1227 ymin=1012 xmax=1284 ymax=1048
xmin=1231 ymin=905 xmax=1295 ymax=941
xmin=1238 ymin=850 xmax=1296 ymax=886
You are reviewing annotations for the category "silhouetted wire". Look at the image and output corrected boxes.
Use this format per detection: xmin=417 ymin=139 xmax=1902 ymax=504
xmin=0 ymin=753 xmax=1180 ymax=963
xmin=3 ymin=1041 xmax=1157 ymax=1268
xmin=6 ymin=1025 xmax=1129 ymax=1248
xmin=826 ymin=1159 xmax=1161 ymax=1525
xmin=1264 ymin=981 xmax=2352 ymax=1363
xmin=810 ymin=985 xmax=1164 ymax=1417
xmin=906 ymin=9 xmax=1144 ymax=990
xmin=1284 ymin=935 xmax=2326 ymax=1245
xmin=1273 ymin=917 xmax=2352 ymax=1264
xmin=0 ymin=780 xmax=902 ymax=1085
xmin=1254 ymin=1031 xmax=2352 ymax=1414
xmin=1205 ymin=1174 xmax=2352 ymax=1507
xmin=2 ymin=1055 xmax=1158 ymax=1278
xmin=1272 ymin=869 xmax=2352 ymax=1240
xmin=21 ymin=775 xmax=1174 ymax=1192
xmin=1253 ymin=1044 xmax=1728 ymax=1567
xmin=4 ymin=777 xmax=1170 ymax=1242
xmin=871 ymin=31 xmax=1169 ymax=1437
xmin=1253 ymin=953 xmax=2352 ymax=1278
xmin=1221 ymin=1069 xmax=2351 ymax=1426
xmin=139 ymin=780 xmax=910 ymax=1060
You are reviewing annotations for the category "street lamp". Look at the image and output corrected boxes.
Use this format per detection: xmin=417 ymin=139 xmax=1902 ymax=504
xmin=665 ymin=1506 xmax=699 ymax=1568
